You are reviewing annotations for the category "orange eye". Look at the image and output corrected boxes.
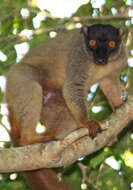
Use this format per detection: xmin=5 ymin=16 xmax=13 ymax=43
xmin=89 ymin=40 xmax=96 ymax=47
xmin=108 ymin=41 xmax=116 ymax=48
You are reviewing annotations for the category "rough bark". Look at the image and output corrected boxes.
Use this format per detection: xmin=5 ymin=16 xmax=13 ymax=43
xmin=0 ymin=94 xmax=133 ymax=173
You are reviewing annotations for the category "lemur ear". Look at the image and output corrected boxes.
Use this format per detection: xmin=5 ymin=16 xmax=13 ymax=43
xmin=81 ymin=24 xmax=89 ymax=35
xmin=118 ymin=28 xmax=125 ymax=39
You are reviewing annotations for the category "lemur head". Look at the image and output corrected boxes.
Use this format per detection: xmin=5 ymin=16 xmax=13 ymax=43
xmin=81 ymin=24 xmax=124 ymax=65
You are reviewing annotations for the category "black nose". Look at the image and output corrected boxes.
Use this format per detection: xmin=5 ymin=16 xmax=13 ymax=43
xmin=95 ymin=59 xmax=107 ymax=65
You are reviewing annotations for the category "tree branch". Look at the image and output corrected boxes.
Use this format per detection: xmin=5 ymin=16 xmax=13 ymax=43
xmin=41 ymin=10 xmax=132 ymax=22
xmin=0 ymin=93 xmax=133 ymax=173
xmin=1 ymin=14 xmax=132 ymax=46
xmin=0 ymin=9 xmax=19 ymax=22
xmin=65 ymin=15 xmax=132 ymax=22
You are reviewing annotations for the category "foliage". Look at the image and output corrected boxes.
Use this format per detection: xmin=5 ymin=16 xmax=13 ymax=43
xmin=0 ymin=0 xmax=133 ymax=189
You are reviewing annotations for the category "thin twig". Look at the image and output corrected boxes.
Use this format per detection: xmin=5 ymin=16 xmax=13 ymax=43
xmin=0 ymin=9 xmax=19 ymax=22
xmin=78 ymin=163 xmax=100 ymax=190
xmin=47 ymin=15 xmax=133 ymax=22
xmin=0 ymin=120 xmax=10 ymax=135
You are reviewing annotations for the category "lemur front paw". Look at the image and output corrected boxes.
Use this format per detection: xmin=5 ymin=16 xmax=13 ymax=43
xmin=83 ymin=120 xmax=102 ymax=139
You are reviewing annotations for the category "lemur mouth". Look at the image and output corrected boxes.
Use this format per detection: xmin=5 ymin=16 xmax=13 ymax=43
xmin=94 ymin=58 xmax=107 ymax=65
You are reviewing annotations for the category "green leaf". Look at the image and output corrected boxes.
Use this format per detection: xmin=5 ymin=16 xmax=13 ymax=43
xmin=90 ymin=151 xmax=110 ymax=168
xmin=106 ymin=0 xmax=114 ymax=9
xmin=62 ymin=165 xmax=82 ymax=190
xmin=73 ymin=2 xmax=93 ymax=16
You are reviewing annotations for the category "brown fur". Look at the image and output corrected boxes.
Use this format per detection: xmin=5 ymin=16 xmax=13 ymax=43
xmin=6 ymin=26 xmax=127 ymax=190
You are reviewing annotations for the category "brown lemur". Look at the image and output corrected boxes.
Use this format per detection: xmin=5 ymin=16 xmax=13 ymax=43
xmin=6 ymin=24 xmax=127 ymax=190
